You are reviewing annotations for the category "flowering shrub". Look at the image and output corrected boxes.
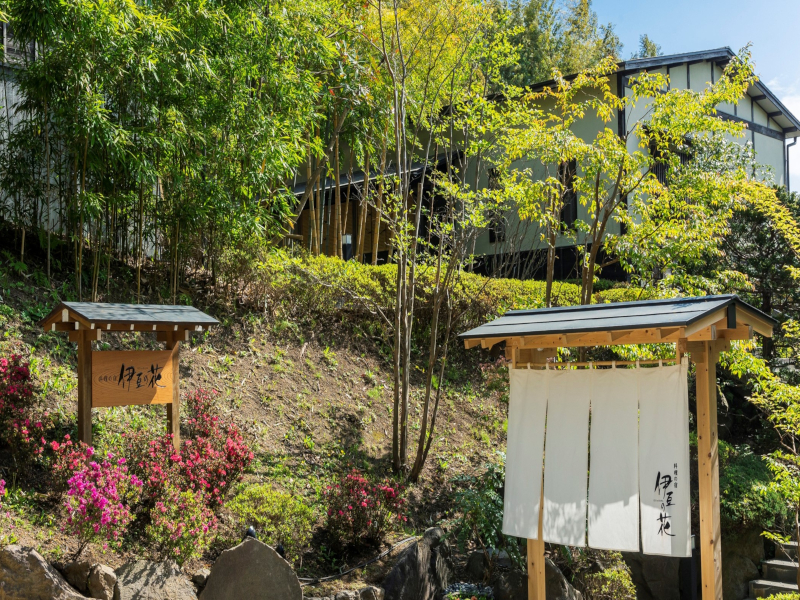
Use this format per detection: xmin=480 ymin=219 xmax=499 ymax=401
xmin=0 ymin=355 xmax=45 ymax=462
xmin=134 ymin=389 xmax=253 ymax=507
xmin=0 ymin=355 xmax=34 ymax=427
xmin=50 ymin=435 xmax=90 ymax=492
xmin=0 ymin=479 xmax=5 ymax=506
xmin=146 ymin=484 xmax=218 ymax=565
xmin=227 ymin=484 xmax=315 ymax=563
xmin=324 ymin=469 xmax=406 ymax=547
xmin=64 ymin=448 xmax=143 ymax=552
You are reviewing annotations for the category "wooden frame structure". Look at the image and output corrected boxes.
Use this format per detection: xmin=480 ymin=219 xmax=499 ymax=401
xmin=460 ymin=295 xmax=776 ymax=600
xmin=39 ymin=302 xmax=218 ymax=449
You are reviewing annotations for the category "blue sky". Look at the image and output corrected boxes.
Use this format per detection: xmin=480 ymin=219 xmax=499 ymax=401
xmin=594 ymin=0 xmax=800 ymax=189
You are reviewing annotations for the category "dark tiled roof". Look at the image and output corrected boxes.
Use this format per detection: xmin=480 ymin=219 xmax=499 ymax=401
xmin=39 ymin=302 xmax=218 ymax=327
xmin=459 ymin=295 xmax=775 ymax=340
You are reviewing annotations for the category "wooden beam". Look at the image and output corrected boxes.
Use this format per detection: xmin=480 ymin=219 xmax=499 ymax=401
xmin=736 ymin=306 xmax=774 ymax=338
xmin=521 ymin=334 xmax=566 ymax=348
xmin=76 ymin=331 xmax=93 ymax=445
xmin=480 ymin=337 xmax=507 ymax=350
xmin=684 ymin=309 xmax=727 ymax=338
xmin=464 ymin=338 xmax=483 ymax=350
xmin=518 ymin=327 xmax=684 ymax=349
xmin=165 ymin=334 xmax=181 ymax=451
xmin=691 ymin=341 xmax=723 ymax=600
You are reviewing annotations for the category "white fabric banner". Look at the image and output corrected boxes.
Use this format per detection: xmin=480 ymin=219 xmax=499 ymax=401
xmin=542 ymin=369 xmax=592 ymax=547
xmin=639 ymin=363 xmax=691 ymax=557
xmin=502 ymin=368 xmax=549 ymax=539
xmin=587 ymin=368 xmax=640 ymax=552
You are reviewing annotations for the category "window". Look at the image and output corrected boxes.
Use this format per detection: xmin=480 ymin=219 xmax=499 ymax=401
xmin=487 ymin=168 xmax=506 ymax=244
xmin=3 ymin=23 xmax=35 ymax=64
xmin=649 ymin=142 xmax=690 ymax=186
xmin=559 ymin=159 xmax=578 ymax=228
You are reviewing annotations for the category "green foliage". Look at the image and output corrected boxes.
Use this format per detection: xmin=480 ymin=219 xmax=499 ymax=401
xmin=253 ymin=251 xmax=646 ymax=341
xmin=762 ymin=595 xmax=800 ymax=600
xmin=451 ymin=457 xmax=523 ymax=574
xmin=226 ymin=484 xmax=316 ymax=563
xmin=717 ymin=442 xmax=789 ymax=531
xmin=146 ymin=485 xmax=218 ymax=566
xmin=582 ymin=554 xmax=636 ymax=600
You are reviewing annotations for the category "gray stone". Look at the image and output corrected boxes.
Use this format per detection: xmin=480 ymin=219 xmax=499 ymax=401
xmin=334 ymin=593 xmax=358 ymax=600
xmin=0 ymin=545 xmax=87 ymax=600
xmin=191 ymin=569 xmax=210 ymax=589
xmin=722 ymin=528 xmax=763 ymax=600
xmin=113 ymin=560 xmax=196 ymax=600
xmin=466 ymin=549 xmax=513 ymax=581
xmin=621 ymin=552 xmax=680 ymax=600
xmin=358 ymin=586 xmax=384 ymax=600
xmin=199 ymin=538 xmax=301 ymax=600
xmin=88 ymin=564 xmax=116 ymax=600
xmin=62 ymin=561 xmax=92 ymax=594
xmin=382 ymin=527 xmax=454 ymax=600
xmin=490 ymin=558 xmax=582 ymax=600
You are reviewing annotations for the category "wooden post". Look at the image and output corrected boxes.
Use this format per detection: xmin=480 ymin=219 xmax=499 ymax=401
xmin=165 ymin=333 xmax=181 ymax=450
xmin=524 ymin=346 xmax=555 ymax=600
xmin=690 ymin=340 xmax=723 ymax=600
xmin=76 ymin=330 xmax=93 ymax=445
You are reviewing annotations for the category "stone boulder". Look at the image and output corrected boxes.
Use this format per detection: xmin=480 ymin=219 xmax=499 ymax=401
xmin=113 ymin=560 xmax=197 ymax=600
xmin=61 ymin=561 xmax=92 ymax=594
xmin=199 ymin=538 xmax=302 ymax=600
xmin=721 ymin=528 xmax=763 ymax=600
xmin=466 ymin=549 xmax=513 ymax=581
xmin=382 ymin=527 xmax=454 ymax=600
xmin=490 ymin=558 xmax=582 ymax=600
xmin=88 ymin=564 xmax=116 ymax=600
xmin=0 ymin=545 xmax=87 ymax=600
xmin=191 ymin=569 xmax=210 ymax=591
xmin=621 ymin=552 xmax=680 ymax=600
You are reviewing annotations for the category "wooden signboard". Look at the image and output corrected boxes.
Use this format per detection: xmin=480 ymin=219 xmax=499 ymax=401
xmin=91 ymin=349 xmax=176 ymax=407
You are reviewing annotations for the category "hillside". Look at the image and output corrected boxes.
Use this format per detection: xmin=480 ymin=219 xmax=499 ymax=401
xmin=0 ymin=250 xmax=515 ymax=596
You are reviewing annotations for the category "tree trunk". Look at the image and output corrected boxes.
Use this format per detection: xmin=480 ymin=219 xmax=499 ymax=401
xmin=356 ymin=142 xmax=370 ymax=262
xmin=333 ymin=112 xmax=342 ymax=259
xmin=371 ymin=141 xmax=387 ymax=265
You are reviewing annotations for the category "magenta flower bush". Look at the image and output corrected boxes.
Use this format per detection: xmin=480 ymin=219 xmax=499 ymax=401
xmin=0 ymin=479 xmax=5 ymax=506
xmin=134 ymin=389 xmax=253 ymax=508
xmin=324 ymin=469 xmax=407 ymax=547
xmin=64 ymin=448 xmax=143 ymax=553
xmin=0 ymin=355 xmax=34 ymax=426
xmin=146 ymin=484 xmax=218 ymax=565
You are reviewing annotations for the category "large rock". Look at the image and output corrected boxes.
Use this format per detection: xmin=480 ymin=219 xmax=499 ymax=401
xmin=113 ymin=560 xmax=196 ymax=600
xmin=491 ymin=558 xmax=582 ymax=600
xmin=88 ymin=564 xmax=116 ymax=600
xmin=61 ymin=561 xmax=92 ymax=594
xmin=466 ymin=549 xmax=513 ymax=581
xmin=722 ymin=528 xmax=763 ymax=600
xmin=199 ymin=538 xmax=301 ymax=600
xmin=382 ymin=527 xmax=454 ymax=600
xmin=0 ymin=545 xmax=86 ymax=600
xmin=621 ymin=552 xmax=680 ymax=600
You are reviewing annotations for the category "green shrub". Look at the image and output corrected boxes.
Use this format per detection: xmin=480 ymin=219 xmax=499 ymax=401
xmin=718 ymin=442 xmax=790 ymax=531
xmin=227 ymin=484 xmax=316 ymax=562
xmin=451 ymin=456 xmax=524 ymax=575
xmin=762 ymin=595 xmax=800 ymax=600
xmin=583 ymin=555 xmax=636 ymax=600
xmin=146 ymin=485 xmax=218 ymax=566
xmin=250 ymin=252 xmax=657 ymax=342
